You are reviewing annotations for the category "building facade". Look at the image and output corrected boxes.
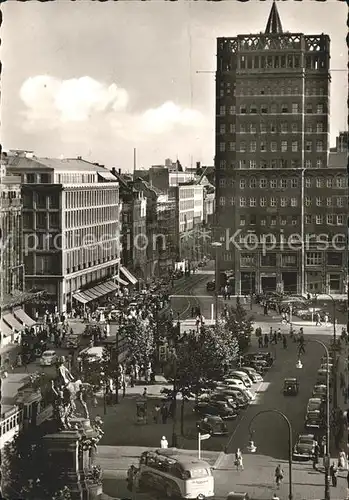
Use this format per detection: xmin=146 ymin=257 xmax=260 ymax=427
xmin=6 ymin=152 xmax=126 ymax=312
xmin=214 ymin=3 xmax=346 ymax=295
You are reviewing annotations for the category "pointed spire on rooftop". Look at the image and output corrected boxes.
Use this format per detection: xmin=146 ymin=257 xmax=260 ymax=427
xmin=265 ymin=0 xmax=283 ymax=35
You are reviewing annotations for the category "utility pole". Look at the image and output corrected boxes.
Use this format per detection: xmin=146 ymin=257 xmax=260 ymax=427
xmin=114 ymin=321 xmax=119 ymax=404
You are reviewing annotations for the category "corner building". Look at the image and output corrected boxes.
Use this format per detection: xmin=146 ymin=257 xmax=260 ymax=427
xmin=214 ymin=3 xmax=346 ymax=295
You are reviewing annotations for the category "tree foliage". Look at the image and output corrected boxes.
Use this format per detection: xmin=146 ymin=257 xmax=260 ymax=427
xmin=123 ymin=317 xmax=155 ymax=365
xmin=224 ymin=302 xmax=254 ymax=352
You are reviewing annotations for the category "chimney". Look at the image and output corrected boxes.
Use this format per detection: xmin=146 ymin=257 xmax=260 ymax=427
xmin=77 ymin=156 xmax=82 ymax=160
xmin=119 ymin=168 xmax=121 ymax=175
xmin=111 ymin=167 xmax=117 ymax=176
xmin=196 ymin=161 xmax=201 ymax=169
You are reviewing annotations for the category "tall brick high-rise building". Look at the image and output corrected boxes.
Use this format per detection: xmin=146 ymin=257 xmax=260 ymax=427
xmin=215 ymin=2 xmax=347 ymax=296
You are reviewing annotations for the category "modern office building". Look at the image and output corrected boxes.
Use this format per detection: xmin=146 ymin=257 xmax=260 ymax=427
xmin=214 ymin=3 xmax=347 ymax=295
xmin=5 ymin=151 xmax=135 ymax=312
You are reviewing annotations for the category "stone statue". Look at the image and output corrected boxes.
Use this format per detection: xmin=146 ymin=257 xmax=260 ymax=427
xmin=51 ymin=357 xmax=91 ymax=429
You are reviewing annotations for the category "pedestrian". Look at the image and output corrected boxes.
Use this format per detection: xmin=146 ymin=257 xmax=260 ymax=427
xmin=153 ymin=404 xmax=161 ymax=423
xmin=275 ymin=465 xmax=283 ymax=488
xmin=160 ymin=402 xmax=168 ymax=424
xmin=315 ymin=312 xmax=321 ymax=326
xmin=258 ymin=336 xmax=263 ymax=348
xmin=330 ymin=463 xmax=338 ymax=487
xmin=338 ymin=449 xmax=347 ymax=469
xmin=160 ymin=436 xmax=168 ymax=448
xmin=324 ymin=314 xmax=329 ymax=327
xmin=235 ymin=448 xmax=243 ymax=471
xmin=142 ymin=387 xmax=148 ymax=398
xmin=264 ymin=334 xmax=269 ymax=348
xmin=277 ymin=328 xmax=282 ymax=340
xmin=313 ymin=445 xmax=319 ymax=470
xmin=282 ymin=335 xmax=287 ymax=349
xmin=122 ymin=380 xmax=126 ymax=398
xmin=272 ymin=332 xmax=277 ymax=345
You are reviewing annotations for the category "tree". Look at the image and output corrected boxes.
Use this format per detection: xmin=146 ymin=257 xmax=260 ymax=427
xmin=225 ymin=302 xmax=254 ymax=352
xmin=123 ymin=318 xmax=155 ymax=365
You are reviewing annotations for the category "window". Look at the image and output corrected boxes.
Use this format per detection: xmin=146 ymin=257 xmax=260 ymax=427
xmin=240 ymin=179 xmax=246 ymax=189
xmin=219 ymin=124 xmax=226 ymax=134
xmin=280 ymin=218 xmax=286 ymax=225
xmin=326 ymin=197 xmax=332 ymax=207
xmin=291 ymin=198 xmax=297 ymax=207
xmin=36 ymin=193 xmax=47 ymax=209
xmin=26 ymin=173 xmax=36 ymax=183
xmin=306 ymin=252 xmax=322 ymax=266
xmin=280 ymin=179 xmax=287 ymax=188
xmin=305 ymin=177 xmax=311 ymax=188
xmin=219 ymin=178 xmax=226 ymax=187
xmin=317 ymin=104 xmax=324 ymax=114
xmin=270 ymin=197 xmax=277 ymax=207
xmin=306 ymin=141 xmax=312 ymax=152
xmin=250 ymin=104 xmax=257 ymax=114
xmin=219 ymin=160 xmax=226 ymax=169
xmin=305 ymin=215 xmax=312 ymax=224
xmin=240 ymin=142 xmax=247 ymax=153
xmin=249 ymin=123 xmax=257 ymax=134
xmin=282 ymin=254 xmax=297 ymax=266
xmin=261 ymin=253 xmax=276 ymax=267
xmin=49 ymin=194 xmax=59 ymax=209
xmin=336 ymin=176 xmax=347 ymax=188
xmin=315 ymin=215 xmax=323 ymax=224
xmin=239 ymin=160 xmax=247 ymax=169
xmin=261 ymin=104 xmax=267 ymax=114
xmin=292 ymin=141 xmax=298 ymax=152
xmin=316 ymin=141 xmax=323 ymax=152
xmin=260 ymin=142 xmax=266 ymax=152
xmin=250 ymin=177 xmax=257 ymax=188
xmin=316 ymin=123 xmax=323 ymax=133
xmin=316 ymin=197 xmax=322 ymax=207
xmin=219 ymin=89 xmax=224 ymax=97
xmin=219 ymin=105 xmax=226 ymax=116
xmin=291 ymin=178 xmax=298 ymax=188
xmin=327 ymin=214 xmax=334 ymax=225
xmin=240 ymin=216 xmax=245 ymax=226
xmin=249 ymin=141 xmax=257 ymax=152
xmin=260 ymin=123 xmax=267 ymax=133
xmin=291 ymin=216 xmax=297 ymax=225
xmin=281 ymin=104 xmax=288 ymax=113
xmin=50 ymin=212 xmax=59 ymax=228
xmin=228 ymin=141 xmax=236 ymax=152
xmin=250 ymin=160 xmax=257 ymax=169
xmin=281 ymin=141 xmax=287 ymax=152
xmin=260 ymin=197 xmax=266 ymax=207
xmin=219 ymin=142 xmax=225 ymax=152
xmin=36 ymin=212 xmax=47 ymax=229
xmin=305 ymin=196 xmax=311 ymax=207
xmin=281 ymin=122 xmax=288 ymax=133
xmin=291 ymin=123 xmax=298 ymax=133
xmin=229 ymin=105 xmax=236 ymax=115
xmin=280 ymin=197 xmax=287 ymax=207
xmin=261 ymin=218 xmax=266 ymax=226
xmin=249 ymin=197 xmax=256 ymax=207
xmin=230 ymin=196 xmax=235 ymax=205
xmin=270 ymin=141 xmax=277 ymax=152
xmin=316 ymin=159 xmax=322 ymax=168
xmin=270 ymin=103 xmax=277 ymax=113
xmin=305 ymin=160 xmax=312 ymax=168
xmin=240 ymin=105 xmax=246 ymax=114
xmin=240 ymin=197 xmax=246 ymax=207
xmin=306 ymin=124 xmax=313 ymax=133
xmin=219 ymin=196 xmax=225 ymax=206
xmin=23 ymin=212 xmax=34 ymax=230
xmin=270 ymin=179 xmax=277 ymax=189
xmin=240 ymin=254 xmax=255 ymax=266
xmin=240 ymin=124 xmax=246 ymax=133
xmin=259 ymin=178 xmax=267 ymax=188
xmin=229 ymin=123 xmax=236 ymax=133
xmin=306 ymin=104 xmax=313 ymax=114
xmin=270 ymin=216 xmax=277 ymax=226
xmin=327 ymin=252 xmax=342 ymax=266
xmin=260 ymin=160 xmax=268 ymax=169
xmin=292 ymin=103 xmax=299 ymax=113
xmin=316 ymin=177 xmax=323 ymax=188
xmin=337 ymin=215 xmax=344 ymax=225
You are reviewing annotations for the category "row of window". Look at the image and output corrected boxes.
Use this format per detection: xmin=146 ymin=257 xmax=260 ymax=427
xmin=220 ymin=159 xmax=326 ymax=170
xmin=220 ymin=195 xmax=347 ymax=208
xmin=218 ymin=122 xmax=325 ymax=135
xmin=218 ymin=176 xmax=347 ymax=189
xmin=23 ymin=212 xmax=60 ymax=229
xmin=218 ymin=103 xmax=326 ymax=116
xmin=219 ymin=83 xmax=326 ymax=98
xmin=240 ymin=252 xmax=342 ymax=268
xmin=66 ymin=188 xmax=118 ymax=209
xmin=23 ymin=192 xmax=60 ymax=209
xmin=236 ymin=213 xmax=345 ymax=226
xmin=219 ymin=140 xmax=325 ymax=153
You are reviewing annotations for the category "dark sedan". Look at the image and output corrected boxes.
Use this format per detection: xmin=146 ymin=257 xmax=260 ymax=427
xmin=194 ymin=401 xmax=238 ymax=420
xmin=196 ymin=415 xmax=228 ymax=436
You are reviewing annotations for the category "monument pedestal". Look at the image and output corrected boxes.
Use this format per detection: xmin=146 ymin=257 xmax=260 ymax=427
xmin=44 ymin=418 xmax=103 ymax=500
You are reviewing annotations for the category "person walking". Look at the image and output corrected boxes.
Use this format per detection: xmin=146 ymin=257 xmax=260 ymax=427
xmin=338 ymin=449 xmax=347 ymax=469
xmin=264 ymin=334 xmax=269 ymax=348
xmin=313 ymin=444 xmax=320 ymax=470
xmin=235 ymin=448 xmax=244 ymax=471
xmin=142 ymin=387 xmax=148 ymax=398
xmin=275 ymin=465 xmax=284 ymax=488
xmin=282 ymin=335 xmax=287 ymax=349
xmin=324 ymin=314 xmax=329 ymax=327
xmin=330 ymin=463 xmax=338 ymax=487
xmin=315 ymin=312 xmax=322 ymax=326
xmin=258 ymin=335 xmax=263 ymax=349
xmin=160 ymin=436 xmax=168 ymax=449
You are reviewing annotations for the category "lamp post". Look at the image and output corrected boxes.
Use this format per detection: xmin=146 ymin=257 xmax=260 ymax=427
xmin=171 ymin=349 xmax=178 ymax=447
xmin=211 ymin=241 xmax=222 ymax=327
xmin=247 ymin=409 xmax=293 ymax=500
xmin=296 ymin=338 xmax=330 ymax=500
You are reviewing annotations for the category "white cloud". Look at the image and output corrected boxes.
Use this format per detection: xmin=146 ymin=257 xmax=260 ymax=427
xmin=19 ymin=75 xmax=205 ymax=140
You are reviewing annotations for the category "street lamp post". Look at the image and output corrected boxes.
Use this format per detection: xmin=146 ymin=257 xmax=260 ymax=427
xmin=296 ymin=338 xmax=330 ymax=500
xmin=171 ymin=350 xmax=178 ymax=447
xmin=211 ymin=242 xmax=222 ymax=327
xmin=247 ymin=409 xmax=293 ymax=500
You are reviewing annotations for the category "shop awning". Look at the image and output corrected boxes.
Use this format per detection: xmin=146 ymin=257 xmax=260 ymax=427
xmin=93 ymin=285 xmax=108 ymax=296
xmin=13 ymin=308 xmax=36 ymax=327
xmin=0 ymin=319 xmax=13 ymax=337
xmin=98 ymin=171 xmax=117 ymax=181
xmin=83 ymin=289 xmax=100 ymax=300
xmin=103 ymin=281 xmax=118 ymax=292
xmin=2 ymin=312 xmax=25 ymax=331
xmin=73 ymin=292 xmax=90 ymax=304
xmin=97 ymin=284 xmax=113 ymax=295
xmin=115 ymin=275 xmax=128 ymax=286
xmin=120 ymin=266 xmax=138 ymax=285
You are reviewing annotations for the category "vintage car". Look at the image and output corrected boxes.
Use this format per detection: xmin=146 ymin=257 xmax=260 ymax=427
xmin=307 ymin=398 xmax=323 ymax=413
xmin=196 ymin=415 xmax=228 ymax=436
xmin=194 ymin=401 xmax=238 ymax=420
xmin=239 ymin=367 xmax=263 ymax=383
xmin=283 ymin=377 xmax=299 ymax=395
xmin=312 ymin=384 xmax=328 ymax=402
xmin=292 ymin=434 xmax=317 ymax=461
xmin=64 ymin=333 xmax=79 ymax=349
xmin=206 ymin=281 xmax=215 ymax=292
xmin=305 ymin=410 xmax=323 ymax=429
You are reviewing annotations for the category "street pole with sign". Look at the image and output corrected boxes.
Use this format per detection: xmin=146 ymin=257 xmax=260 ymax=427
xmin=198 ymin=432 xmax=211 ymax=459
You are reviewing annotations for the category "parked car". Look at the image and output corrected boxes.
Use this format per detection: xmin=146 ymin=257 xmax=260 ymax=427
xmin=64 ymin=334 xmax=79 ymax=349
xmin=40 ymin=350 xmax=57 ymax=366
xmin=283 ymin=377 xmax=299 ymax=396
xmin=208 ymin=394 xmax=239 ymax=411
xmin=293 ymin=434 xmax=317 ymax=461
xmin=312 ymin=384 xmax=328 ymax=401
xmin=196 ymin=415 xmax=228 ymax=436
xmin=305 ymin=410 xmax=323 ymax=429
xmin=239 ymin=367 xmax=263 ymax=383
xmin=307 ymin=398 xmax=323 ymax=413
xmin=319 ymin=363 xmax=333 ymax=371
xmin=227 ymin=371 xmax=253 ymax=388
xmin=194 ymin=401 xmax=238 ymax=420
xmin=218 ymin=378 xmax=246 ymax=390
xmin=215 ymin=388 xmax=250 ymax=408
xmin=247 ymin=360 xmax=269 ymax=374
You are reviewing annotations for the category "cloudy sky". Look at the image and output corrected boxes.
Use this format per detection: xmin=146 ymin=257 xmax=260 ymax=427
xmin=1 ymin=1 xmax=347 ymax=171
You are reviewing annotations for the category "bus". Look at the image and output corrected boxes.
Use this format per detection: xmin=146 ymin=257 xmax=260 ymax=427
xmin=136 ymin=448 xmax=214 ymax=499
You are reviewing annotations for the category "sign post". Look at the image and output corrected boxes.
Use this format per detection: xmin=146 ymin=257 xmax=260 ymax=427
xmin=198 ymin=432 xmax=211 ymax=459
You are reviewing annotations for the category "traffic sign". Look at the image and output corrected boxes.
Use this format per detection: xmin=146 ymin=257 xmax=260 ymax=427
xmin=199 ymin=433 xmax=211 ymax=441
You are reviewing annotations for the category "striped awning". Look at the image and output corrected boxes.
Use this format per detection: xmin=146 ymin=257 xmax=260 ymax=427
xmin=73 ymin=292 xmax=90 ymax=304
xmin=73 ymin=280 xmax=119 ymax=304
xmin=120 ymin=266 xmax=138 ymax=285
xmin=0 ymin=319 xmax=13 ymax=337
xmin=13 ymin=308 xmax=36 ymax=327
xmin=115 ymin=275 xmax=128 ymax=286
xmin=2 ymin=313 xmax=25 ymax=331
